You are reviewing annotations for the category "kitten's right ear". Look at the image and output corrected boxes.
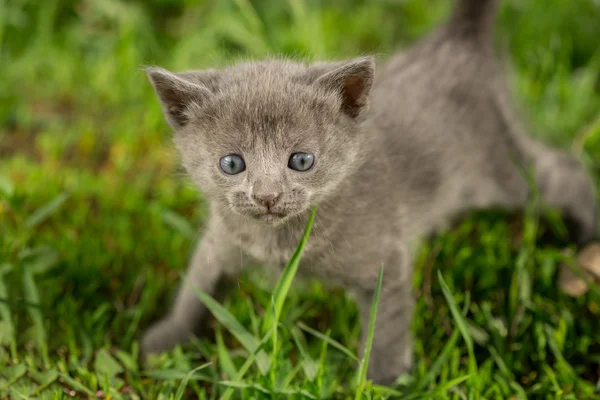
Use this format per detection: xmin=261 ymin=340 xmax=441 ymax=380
xmin=146 ymin=67 xmax=213 ymax=129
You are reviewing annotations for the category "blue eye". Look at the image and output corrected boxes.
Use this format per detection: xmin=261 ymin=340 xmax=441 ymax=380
xmin=288 ymin=152 xmax=315 ymax=172
xmin=219 ymin=154 xmax=246 ymax=175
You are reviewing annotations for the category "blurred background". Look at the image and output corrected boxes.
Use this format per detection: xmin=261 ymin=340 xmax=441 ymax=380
xmin=1 ymin=0 xmax=600 ymax=398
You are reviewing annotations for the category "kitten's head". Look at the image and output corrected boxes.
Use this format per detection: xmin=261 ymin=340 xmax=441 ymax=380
xmin=147 ymin=57 xmax=375 ymax=225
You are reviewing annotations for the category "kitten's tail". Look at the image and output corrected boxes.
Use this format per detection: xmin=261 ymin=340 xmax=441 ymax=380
xmin=446 ymin=0 xmax=500 ymax=42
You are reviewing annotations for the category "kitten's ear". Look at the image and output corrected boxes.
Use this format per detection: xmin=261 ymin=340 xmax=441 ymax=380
xmin=146 ymin=67 xmax=213 ymax=129
xmin=312 ymin=57 xmax=375 ymax=119
xmin=174 ymin=69 xmax=221 ymax=92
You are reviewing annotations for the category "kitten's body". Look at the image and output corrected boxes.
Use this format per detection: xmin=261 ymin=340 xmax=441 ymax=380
xmin=142 ymin=0 xmax=597 ymax=384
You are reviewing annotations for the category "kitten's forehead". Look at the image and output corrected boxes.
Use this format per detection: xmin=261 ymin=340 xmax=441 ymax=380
xmin=197 ymin=61 xmax=337 ymax=146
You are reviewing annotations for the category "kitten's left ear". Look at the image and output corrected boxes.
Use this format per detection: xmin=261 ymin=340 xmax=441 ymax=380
xmin=313 ymin=56 xmax=375 ymax=119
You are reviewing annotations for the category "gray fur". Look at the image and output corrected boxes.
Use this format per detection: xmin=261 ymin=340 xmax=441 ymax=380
xmin=141 ymin=0 xmax=597 ymax=385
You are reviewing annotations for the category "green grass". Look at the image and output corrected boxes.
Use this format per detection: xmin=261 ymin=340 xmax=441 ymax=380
xmin=1 ymin=0 xmax=600 ymax=398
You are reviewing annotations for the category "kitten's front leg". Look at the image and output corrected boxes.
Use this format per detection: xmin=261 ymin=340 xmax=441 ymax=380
xmin=141 ymin=231 xmax=238 ymax=355
xmin=355 ymin=248 xmax=414 ymax=386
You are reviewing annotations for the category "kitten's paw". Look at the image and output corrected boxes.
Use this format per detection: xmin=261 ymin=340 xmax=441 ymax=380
xmin=535 ymin=151 xmax=598 ymax=245
xmin=367 ymin=363 xmax=412 ymax=386
xmin=564 ymin=197 xmax=598 ymax=246
xmin=366 ymin=345 xmax=413 ymax=386
xmin=140 ymin=318 xmax=193 ymax=356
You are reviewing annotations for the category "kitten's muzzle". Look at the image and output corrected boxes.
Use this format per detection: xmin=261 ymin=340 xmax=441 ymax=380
xmin=250 ymin=192 xmax=287 ymax=223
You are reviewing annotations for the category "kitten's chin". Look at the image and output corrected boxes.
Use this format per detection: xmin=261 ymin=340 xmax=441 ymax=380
xmin=230 ymin=204 xmax=308 ymax=226
xmin=253 ymin=208 xmax=311 ymax=227
xmin=256 ymin=213 xmax=288 ymax=225
xmin=239 ymin=210 xmax=297 ymax=226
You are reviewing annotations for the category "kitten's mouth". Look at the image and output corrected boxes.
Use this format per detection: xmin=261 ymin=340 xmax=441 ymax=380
xmin=254 ymin=211 xmax=287 ymax=223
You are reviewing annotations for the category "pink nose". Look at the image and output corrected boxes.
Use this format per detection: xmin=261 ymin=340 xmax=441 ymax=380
xmin=253 ymin=193 xmax=281 ymax=208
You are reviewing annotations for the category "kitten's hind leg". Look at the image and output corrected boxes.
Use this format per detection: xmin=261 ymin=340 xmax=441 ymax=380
xmin=531 ymin=142 xmax=598 ymax=244
xmin=141 ymin=230 xmax=239 ymax=355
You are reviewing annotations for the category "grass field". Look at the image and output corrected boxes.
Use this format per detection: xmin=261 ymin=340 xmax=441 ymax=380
xmin=2 ymin=0 xmax=600 ymax=398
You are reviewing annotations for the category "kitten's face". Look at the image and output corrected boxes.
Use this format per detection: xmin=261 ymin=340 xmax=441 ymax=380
xmin=147 ymin=58 xmax=374 ymax=225
xmin=179 ymin=95 xmax=353 ymax=225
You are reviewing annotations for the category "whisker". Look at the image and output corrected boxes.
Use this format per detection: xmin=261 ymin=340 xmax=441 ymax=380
xmin=320 ymin=199 xmax=352 ymax=250
xmin=186 ymin=202 xmax=232 ymax=259
xmin=312 ymin=211 xmax=336 ymax=258
xmin=238 ymin=216 xmax=244 ymax=275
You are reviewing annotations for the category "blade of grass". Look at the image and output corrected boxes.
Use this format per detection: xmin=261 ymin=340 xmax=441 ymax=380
xmin=417 ymin=328 xmax=460 ymax=390
xmin=291 ymin=328 xmax=317 ymax=381
xmin=297 ymin=322 xmax=358 ymax=362
xmin=22 ymin=268 xmax=49 ymax=367
xmin=142 ymin=370 xmax=212 ymax=382
xmin=400 ymin=375 xmax=472 ymax=400
xmin=437 ymin=271 xmax=478 ymax=385
xmin=0 ymin=263 xmax=16 ymax=361
xmin=0 ymin=364 xmax=26 ymax=391
xmin=417 ymin=291 xmax=470 ymax=390
xmin=216 ymin=326 xmax=238 ymax=380
xmin=269 ymin=296 xmax=278 ymax=388
xmin=161 ymin=209 xmax=196 ymax=240
xmin=30 ymin=368 xmax=58 ymax=395
xmin=219 ymin=381 xmax=270 ymax=394
xmin=174 ymin=363 xmax=212 ymax=400
xmin=373 ymin=385 xmax=406 ymax=398
xmin=428 ymin=374 xmax=472 ymax=397
xmin=280 ymin=362 xmax=304 ymax=388
xmin=261 ymin=206 xmax=316 ymax=335
xmin=190 ymin=285 xmax=270 ymax=374
xmin=274 ymin=388 xmax=317 ymax=399
xmin=24 ymin=192 xmax=69 ymax=229
xmin=315 ymin=328 xmax=331 ymax=396
xmin=94 ymin=349 xmax=124 ymax=387
xmin=544 ymin=324 xmax=576 ymax=377
xmin=7 ymin=387 xmax=29 ymax=400
xmin=220 ymin=330 xmax=272 ymax=400
xmin=232 ymin=0 xmax=264 ymax=34
xmin=58 ymin=373 xmax=95 ymax=397
xmin=509 ymin=381 xmax=529 ymax=400
xmin=0 ymin=174 xmax=13 ymax=198
xmin=354 ymin=264 xmax=384 ymax=400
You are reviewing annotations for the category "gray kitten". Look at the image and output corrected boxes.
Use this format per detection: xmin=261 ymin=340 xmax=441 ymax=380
xmin=141 ymin=0 xmax=597 ymax=385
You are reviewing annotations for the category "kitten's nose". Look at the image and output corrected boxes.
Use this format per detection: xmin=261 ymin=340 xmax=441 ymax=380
xmin=253 ymin=192 xmax=281 ymax=208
